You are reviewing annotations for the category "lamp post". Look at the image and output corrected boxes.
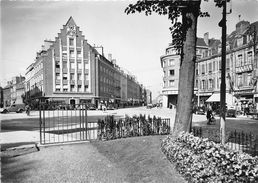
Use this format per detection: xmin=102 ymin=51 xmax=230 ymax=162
xmin=219 ymin=0 xmax=227 ymax=145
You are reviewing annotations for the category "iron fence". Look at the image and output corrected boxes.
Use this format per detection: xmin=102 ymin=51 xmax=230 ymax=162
xmin=39 ymin=103 xmax=98 ymax=144
xmin=192 ymin=126 xmax=258 ymax=157
xmin=97 ymin=115 xmax=171 ymax=140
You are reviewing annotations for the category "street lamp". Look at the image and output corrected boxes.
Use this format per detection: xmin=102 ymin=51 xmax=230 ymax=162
xmin=218 ymin=0 xmax=227 ymax=145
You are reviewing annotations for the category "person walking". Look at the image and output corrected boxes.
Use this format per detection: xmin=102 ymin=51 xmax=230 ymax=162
xmin=206 ymin=107 xmax=213 ymax=125
xmin=25 ymin=104 xmax=31 ymax=116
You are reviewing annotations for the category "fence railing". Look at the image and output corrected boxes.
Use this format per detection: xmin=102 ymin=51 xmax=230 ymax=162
xmin=192 ymin=126 xmax=258 ymax=157
xmin=97 ymin=115 xmax=170 ymax=140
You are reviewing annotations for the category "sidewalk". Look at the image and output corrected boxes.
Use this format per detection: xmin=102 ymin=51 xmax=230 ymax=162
xmin=0 ymin=131 xmax=40 ymax=145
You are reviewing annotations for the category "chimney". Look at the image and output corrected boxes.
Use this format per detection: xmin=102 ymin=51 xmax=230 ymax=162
xmin=108 ymin=54 xmax=112 ymax=61
xmin=112 ymin=59 xmax=116 ymax=65
xmin=204 ymin=32 xmax=209 ymax=46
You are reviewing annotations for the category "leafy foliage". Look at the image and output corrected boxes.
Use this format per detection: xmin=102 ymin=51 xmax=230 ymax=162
xmin=125 ymin=0 xmax=208 ymax=52
xmin=161 ymin=132 xmax=258 ymax=183
xmin=97 ymin=114 xmax=170 ymax=140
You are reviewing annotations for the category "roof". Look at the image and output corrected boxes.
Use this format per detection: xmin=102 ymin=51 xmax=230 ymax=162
xmin=196 ymin=38 xmax=208 ymax=47
xmin=65 ymin=16 xmax=77 ymax=27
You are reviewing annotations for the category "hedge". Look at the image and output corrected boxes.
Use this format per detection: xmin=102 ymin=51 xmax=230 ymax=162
xmin=161 ymin=132 xmax=258 ymax=183
xmin=97 ymin=115 xmax=170 ymax=140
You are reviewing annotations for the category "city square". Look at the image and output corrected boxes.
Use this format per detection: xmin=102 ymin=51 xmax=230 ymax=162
xmin=1 ymin=0 xmax=258 ymax=182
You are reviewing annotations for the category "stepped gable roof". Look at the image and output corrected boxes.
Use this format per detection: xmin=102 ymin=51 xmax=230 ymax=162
xmin=65 ymin=16 xmax=77 ymax=27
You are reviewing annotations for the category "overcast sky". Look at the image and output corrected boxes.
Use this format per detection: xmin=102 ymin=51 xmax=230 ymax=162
xmin=1 ymin=0 xmax=258 ymax=98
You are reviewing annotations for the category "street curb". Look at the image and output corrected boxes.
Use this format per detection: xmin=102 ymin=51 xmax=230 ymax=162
xmin=1 ymin=143 xmax=40 ymax=152
xmin=37 ymin=140 xmax=90 ymax=148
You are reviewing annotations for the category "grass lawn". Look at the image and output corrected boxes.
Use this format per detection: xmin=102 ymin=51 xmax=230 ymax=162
xmin=92 ymin=135 xmax=186 ymax=183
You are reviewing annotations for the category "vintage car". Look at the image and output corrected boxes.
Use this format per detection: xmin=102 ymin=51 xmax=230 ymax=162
xmin=1 ymin=104 xmax=25 ymax=114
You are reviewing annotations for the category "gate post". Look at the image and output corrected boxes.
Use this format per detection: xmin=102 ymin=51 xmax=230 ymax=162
xmin=85 ymin=104 xmax=88 ymax=140
xmin=39 ymin=103 xmax=42 ymax=144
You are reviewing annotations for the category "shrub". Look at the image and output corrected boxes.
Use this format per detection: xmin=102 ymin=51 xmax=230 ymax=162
xmin=97 ymin=114 xmax=170 ymax=140
xmin=161 ymin=132 xmax=258 ymax=183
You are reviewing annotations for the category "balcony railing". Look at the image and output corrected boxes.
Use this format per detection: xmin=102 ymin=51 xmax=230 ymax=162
xmin=78 ymin=69 xmax=82 ymax=73
xmin=70 ymin=69 xmax=75 ymax=73
xmin=84 ymin=69 xmax=89 ymax=74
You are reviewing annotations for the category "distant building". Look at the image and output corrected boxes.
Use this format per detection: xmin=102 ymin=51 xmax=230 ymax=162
xmin=146 ymin=89 xmax=152 ymax=105
xmin=0 ymin=87 xmax=3 ymax=108
xmin=2 ymin=76 xmax=25 ymax=108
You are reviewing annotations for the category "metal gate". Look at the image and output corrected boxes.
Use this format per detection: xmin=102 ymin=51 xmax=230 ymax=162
xmin=39 ymin=103 xmax=98 ymax=145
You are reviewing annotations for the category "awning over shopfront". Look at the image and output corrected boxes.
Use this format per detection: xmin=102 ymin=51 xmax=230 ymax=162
xmin=206 ymin=93 xmax=236 ymax=106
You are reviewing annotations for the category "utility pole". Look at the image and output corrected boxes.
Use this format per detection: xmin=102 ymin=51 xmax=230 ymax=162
xmin=219 ymin=0 xmax=227 ymax=145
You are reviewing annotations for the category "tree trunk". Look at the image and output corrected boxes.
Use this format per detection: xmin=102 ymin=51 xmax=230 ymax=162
xmin=173 ymin=6 xmax=199 ymax=136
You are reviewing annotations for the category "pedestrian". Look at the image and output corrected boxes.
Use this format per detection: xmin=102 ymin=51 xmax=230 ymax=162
xmin=206 ymin=107 xmax=213 ymax=125
xmin=25 ymin=104 xmax=31 ymax=116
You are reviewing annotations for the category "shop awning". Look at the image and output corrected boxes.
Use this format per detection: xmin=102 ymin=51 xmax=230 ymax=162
xmin=206 ymin=93 xmax=220 ymax=102
xmin=206 ymin=93 xmax=236 ymax=106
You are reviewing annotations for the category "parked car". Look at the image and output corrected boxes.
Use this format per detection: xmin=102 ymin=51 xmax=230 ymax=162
xmin=87 ymin=104 xmax=97 ymax=110
xmin=107 ymin=105 xmax=115 ymax=110
xmin=1 ymin=104 xmax=25 ymax=114
xmin=146 ymin=104 xmax=153 ymax=109
xmin=226 ymin=109 xmax=237 ymax=117
xmin=193 ymin=107 xmax=205 ymax=115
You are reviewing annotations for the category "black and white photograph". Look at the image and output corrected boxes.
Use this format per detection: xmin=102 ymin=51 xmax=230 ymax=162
xmin=1 ymin=0 xmax=258 ymax=182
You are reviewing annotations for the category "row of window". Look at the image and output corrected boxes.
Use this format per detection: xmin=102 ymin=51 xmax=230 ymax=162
xmin=56 ymin=61 xmax=85 ymax=69
xmin=163 ymin=59 xmax=176 ymax=67
xmin=163 ymin=80 xmax=175 ymax=87
xmin=56 ymin=73 xmax=88 ymax=80
xmin=197 ymin=72 xmax=252 ymax=91
xmin=164 ymin=69 xmax=175 ymax=77
xmin=198 ymin=51 xmax=253 ymax=75
xmin=235 ymin=52 xmax=252 ymax=67
xmin=100 ymin=86 xmax=113 ymax=93
xmin=62 ymin=50 xmax=82 ymax=58
xmin=55 ymin=85 xmax=89 ymax=92
xmin=100 ymin=65 xmax=114 ymax=76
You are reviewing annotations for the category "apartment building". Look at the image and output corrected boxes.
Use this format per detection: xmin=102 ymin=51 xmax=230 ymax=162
xmin=197 ymin=20 xmax=258 ymax=109
xmin=25 ymin=17 xmax=147 ymax=107
xmin=161 ymin=20 xmax=258 ymax=109
xmin=160 ymin=36 xmax=215 ymax=108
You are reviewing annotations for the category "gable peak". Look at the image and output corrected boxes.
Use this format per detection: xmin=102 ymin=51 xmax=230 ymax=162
xmin=65 ymin=16 xmax=77 ymax=27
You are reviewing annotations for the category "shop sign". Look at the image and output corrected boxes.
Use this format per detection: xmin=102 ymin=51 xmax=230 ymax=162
xmin=236 ymin=64 xmax=253 ymax=73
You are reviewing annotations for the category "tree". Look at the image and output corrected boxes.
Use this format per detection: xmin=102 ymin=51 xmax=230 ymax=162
xmin=125 ymin=0 xmax=203 ymax=136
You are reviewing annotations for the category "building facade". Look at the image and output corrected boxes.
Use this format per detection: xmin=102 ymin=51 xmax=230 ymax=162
xmin=161 ymin=20 xmax=258 ymax=110
xmin=196 ymin=20 xmax=258 ymax=111
xmin=25 ymin=17 xmax=147 ymax=107
xmin=160 ymin=36 xmax=215 ymax=108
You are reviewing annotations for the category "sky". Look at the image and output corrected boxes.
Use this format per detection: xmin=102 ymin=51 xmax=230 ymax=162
xmin=1 ymin=0 xmax=258 ymax=98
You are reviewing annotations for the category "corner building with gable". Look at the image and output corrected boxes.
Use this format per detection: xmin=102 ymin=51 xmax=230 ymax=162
xmin=25 ymin=17 xmax=146 ymax=107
